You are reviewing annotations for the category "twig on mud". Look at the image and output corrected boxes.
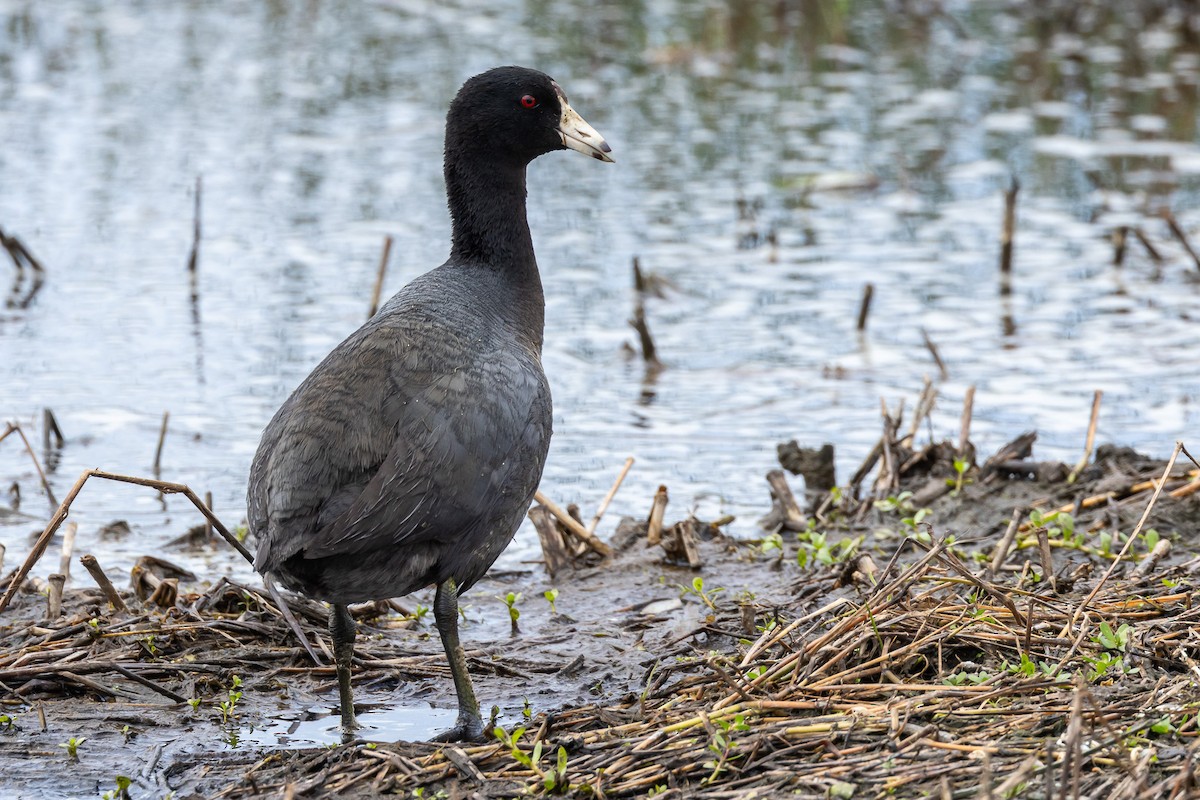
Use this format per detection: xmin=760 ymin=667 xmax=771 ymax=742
xmin=1065 ymin=441 xmax=1182 ymax=631
xmin=646 ymin=485 xmax=669 ymax=546
xmin=957 ymin=385 xmax=975 ymax=459
xmin=532 ymin=490 xmax=613 ymax=557
xmin=58 ymin=522 xmax=77 ymax=578
xmin=79 ymin=554 xmax=129 ymax=613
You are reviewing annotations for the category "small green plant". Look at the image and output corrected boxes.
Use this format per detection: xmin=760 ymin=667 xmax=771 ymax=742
xmin=1095 ymin=621 xmax=1132 ymax=653
xmin=678 ymin=577 xmax=724 ymax=611
xmin=1143 ymin=529 xmax=1160 ymax=552
xmin=759 ymin=531 xmax=783 ymax=555
xmin=1003 ymin=653 xmax=1056 ymax=679
xmin=60 ymin=736 xmax=86 ymax=760
xmin=947 ymin=457 xmax=972 ymax=494
xmin=0 ymin=714 xmax=16 ymax=731
xmin=218 ymin=675 xmax=243 ymax=724
xmin=502 ymin=592 xmax=522 ymax=635
xmin=795 ymin=531 xmax=861 ymax=569
xmin=235 ymin=524 xmax=249 ymax=543
xmin=702 ymin=713 xmax=750 ymax=783
xmin=543 ymin=745 xmax=569 ymax=793
xmin=408 ymin=603 xmax=430 ymax=625
xmin=647 ymin=786 xmax=668 ymax=797
xmin=492 ymin=724 xmax=568 ymax=789
xmin=944 ymin=669 xmax=991 ymax=686
xmin=874 ymin=492 xmax=933 ymax=539
xmin=100 ymin=775 xmax=132 ymax=800
xmin=543 ymin=588 xmax=559 ymax=615
xmin=522 ymin=698 xmax=533 ymax=721
xmin=187 ymin=697 xmax=201 ymax=712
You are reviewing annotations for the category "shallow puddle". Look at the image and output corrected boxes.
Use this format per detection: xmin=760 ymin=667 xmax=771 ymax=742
xmin=239 ymin=702 xmax=458 ymax=749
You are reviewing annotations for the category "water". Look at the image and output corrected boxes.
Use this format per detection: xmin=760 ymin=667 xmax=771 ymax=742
xmin=239 ymin=703 xmax=457 ymax=749
xmin=2 ymin=0 xmax=1199 ymax=591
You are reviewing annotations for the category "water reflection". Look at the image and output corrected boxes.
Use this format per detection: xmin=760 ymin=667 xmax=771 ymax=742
xmin=0 ymin=0 xmax=1197 ymax=584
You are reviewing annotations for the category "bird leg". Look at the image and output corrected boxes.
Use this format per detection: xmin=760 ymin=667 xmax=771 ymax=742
xmin=431 ymin=577 xmax=485 ymax=742
xmin=329 ymin=602 xmax=358 ymax=739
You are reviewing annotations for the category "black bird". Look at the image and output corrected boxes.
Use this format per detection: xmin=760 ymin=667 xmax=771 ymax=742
xmin=248 ymin=66 xmax=613 ymax=742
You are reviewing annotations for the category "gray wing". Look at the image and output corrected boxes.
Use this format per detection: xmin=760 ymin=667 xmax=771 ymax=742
xmin=249 ymin=310 xmax=550 ymax=575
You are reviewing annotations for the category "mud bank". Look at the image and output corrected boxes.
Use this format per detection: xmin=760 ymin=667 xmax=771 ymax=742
xmin=1 ymin=435 xmax=1199 ymax=799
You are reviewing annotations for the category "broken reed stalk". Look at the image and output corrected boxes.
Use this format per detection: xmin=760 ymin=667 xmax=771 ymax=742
xmin=1132 ymin=227 xmax=1163 ymax=262
xmin=856 ymin=283 xmax=874 ymax=333
xmin=58 ymin=521 xmax=77 ymax=578
xmin=1112 ymin=226 xmax=1128 ymax=266
xmin=587 ymin=456 xmax=635 ymax=535
xmin=152 ymin=411 xmax=169 ymax=474
xmin=957 ymin=385 xmax=975 ymax=458
xmin=646 ymin=485 xmax=669 ymax=546
xmin=42 ymin=408 xmax=64 ymax=450
xmin=988 ymin=509 xmax=1022 ymax=579
xmin=529 ymin=505 xmax=570 ymax=577
xmin=186 ymin=175 xmax=202 ymax=273
xmin=920 ymin=328 xmax=948 ymax=380
xmin=999 ymin=177 xmax=1019 ymax=294
xmin=1065 ymin=441 xmax=1182 ymax=632
xmin=0 ymin=422 xmax=58 ymax=508
xmin=630 ymin=301 xmax=661 ymax=366
xmin=765 ymin=470 xmax=805 ymax=530
xmin=1067 ymin=390 xmax=1103 ymax=484
xmin=632 ymin=256 xmax=646 ymax=293
xmin=0 ymin=468 xmax=254 ymax=614
xmin=46 ymin=573 xmax=65 ymax=619
xmin=79 ymin=554 xmax=128 ymax=613
xmin=1161 ymin=209 xmax=1200 ymax=271
xmin=204 ymin=491 xmax=214 ymax=542
xmin=532 ymin=490 xmax=612 ymax=557
xmin=367 ymin=235 xmax=393 ymax=318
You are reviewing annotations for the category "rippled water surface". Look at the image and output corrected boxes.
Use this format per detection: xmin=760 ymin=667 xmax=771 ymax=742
xmin=2 ymin=0 xmax=1199 ymax=581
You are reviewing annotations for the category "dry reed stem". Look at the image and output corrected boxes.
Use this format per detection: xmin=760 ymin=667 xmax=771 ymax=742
xmin=532 ymin=490 xmax=613 ymax=557
xmin=368 ymin=235 xmax=393 ymax=318
xmin=0 ymin=468 xmax=253 ymax=614
xmin=1068 ymin=390 xmax=1103 ymax=483
xmin=587 ymin=456 xmax=635 ymax=535
xmin=0 ymin=422 xmax=58 ymax=508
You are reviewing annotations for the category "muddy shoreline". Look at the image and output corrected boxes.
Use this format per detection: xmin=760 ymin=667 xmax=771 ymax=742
xmin=1 ymin=432 xmax=1199 ymax=799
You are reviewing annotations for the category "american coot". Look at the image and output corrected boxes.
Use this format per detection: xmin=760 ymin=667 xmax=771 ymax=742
xmin=248 ymin=66 xmax=613 ymax=742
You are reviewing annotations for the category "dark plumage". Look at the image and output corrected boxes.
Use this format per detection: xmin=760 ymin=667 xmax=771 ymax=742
xmin=247 ymin=66 xmax=612 ymax=741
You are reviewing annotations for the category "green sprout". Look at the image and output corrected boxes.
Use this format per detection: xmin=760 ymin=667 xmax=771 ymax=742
xmin=502 ymin=592 xmax=522 ymax=635
xmin=543 ymin=588 xmax=559 ymax=615
xmin=218 ymin=675 xmax=243 ymax=724
xmin=100 ymin=775 xmax=132 ymax=800
xmin=678 ymin=576 xmax=724 ymax=611
xmin=60 ymin=736 xmax=86 ymax=760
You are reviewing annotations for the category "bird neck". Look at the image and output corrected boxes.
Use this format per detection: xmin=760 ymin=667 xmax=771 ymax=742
xmin=446 ymin=158 xmax=538 ymax=275
xmin=444 ymin=155 xmax=545 ymax=348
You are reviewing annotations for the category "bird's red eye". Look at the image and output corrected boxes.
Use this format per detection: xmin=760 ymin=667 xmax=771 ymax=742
xmin=520 ymin=95 xmax=538 ymax=109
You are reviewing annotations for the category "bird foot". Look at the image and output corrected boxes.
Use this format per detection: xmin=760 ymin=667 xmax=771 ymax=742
xmin=430 ymin=715 xmax=486 ymax=743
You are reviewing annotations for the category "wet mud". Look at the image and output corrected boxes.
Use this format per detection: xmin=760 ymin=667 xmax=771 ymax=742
xmin=1 ymin=433 xmax=1198 ymax=798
